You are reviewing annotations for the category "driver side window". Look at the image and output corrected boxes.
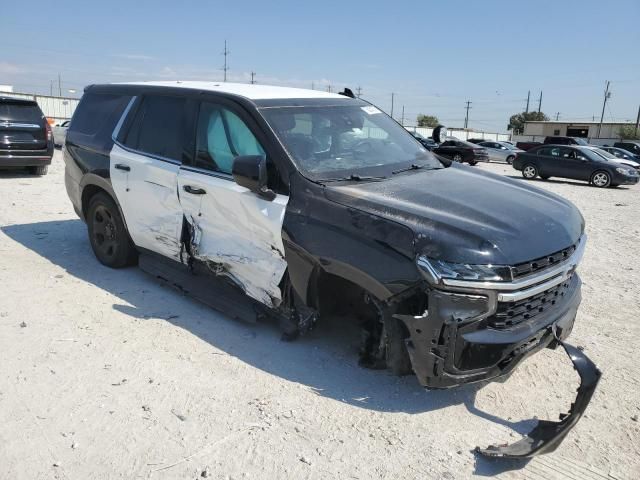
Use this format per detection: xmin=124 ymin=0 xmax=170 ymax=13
xmin=195 ymin=103 xmax=265 ymax=175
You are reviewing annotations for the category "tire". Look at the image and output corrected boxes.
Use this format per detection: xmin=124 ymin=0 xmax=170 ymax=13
xmin=591 ymin=171 xmax=611 ymax=188
xmin=453 ymin=153 xmax=463 ymax=163
xmin=29 ymin=165 xmax=48 ymax=176
xmin=540 ymin=175 xmax=550 ymax=180
xmin=86 ymin=192 xmax=137 ymax=268
xmin=385 ymin=317 xmax=413 ymax=376
xmin=469 ymin=160 xmax=478 ymax=166
xmin=506 ymin=155 xmax=515 ymax=165
xmin=522 ymin=164 xmax=538 ymax=179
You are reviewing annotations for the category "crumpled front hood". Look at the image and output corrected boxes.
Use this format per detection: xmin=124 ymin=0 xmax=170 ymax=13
xmin=324 ymin=164 xmax=584 ymax=265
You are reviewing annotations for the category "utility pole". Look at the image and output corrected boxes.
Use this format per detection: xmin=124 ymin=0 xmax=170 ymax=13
xmin=401 ymin=105 xmax=405 ymax=126
xmin=222 ymin=40 xmax=230 ymax=82
xmin=390 ymin=93 xmax=395 ymax=119
xmin=464 ymin=100 xmax=472 ymax=129
xmin=634 ymin=104 xmax=640 ymax=138
xmin=326 ymin=85 xmax=332 ymax=93
xmin=537 ymin=91 xmax=542 ymax=113
xmin=555 ymin=112 xmax=560 ymax=121
xmin=50 ymin=80 xmax=53 ymax=96
xmin=525 ymin=90 xmax=530 ymax=113
xmin=250 ymin=71 xmax=256 ymax=84
xmin=597 ymin=80 xmax=611 ymax=138
xmin=58 ymin=73 xmax=62 ymax=96
xmin=311 ymin=81 xmax=315 ymax=90
xmin=356 ymin=86 xmax=362 ymax=98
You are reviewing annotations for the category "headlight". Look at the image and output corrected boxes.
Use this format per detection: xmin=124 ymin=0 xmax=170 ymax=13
xmin=616 ymin=167 xmax=632 ymax=175
xmin=417 ymin=255 xmax=512 ymax=283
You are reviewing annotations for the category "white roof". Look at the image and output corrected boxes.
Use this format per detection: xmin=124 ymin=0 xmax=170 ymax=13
xmin=118 ymin=81 xmax=348 ymax=101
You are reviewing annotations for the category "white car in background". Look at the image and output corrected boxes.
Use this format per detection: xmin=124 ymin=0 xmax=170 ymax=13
xmin=478 ymin=140 xmax=524 ymax=164
xmin=52 ymin=120 xmax=70 ymax=147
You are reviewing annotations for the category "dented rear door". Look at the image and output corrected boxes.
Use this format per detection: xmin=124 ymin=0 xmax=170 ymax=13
xmin=178 ymin=101 xmax=289 ymax=308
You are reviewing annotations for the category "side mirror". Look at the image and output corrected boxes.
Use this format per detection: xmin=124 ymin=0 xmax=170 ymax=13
xmin=232 ymin=155 xmax=276 ymax=201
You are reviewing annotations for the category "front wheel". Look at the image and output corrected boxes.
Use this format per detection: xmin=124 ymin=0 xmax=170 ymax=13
xmin=591 ymin=171 xmax=611 ymax=188
xmin=453 ymin=153 xmax=463 ymax=163
xmin=87 ymin=192 xmax=137 ymax=268
xmin=522 ymin=164 xmax=538 ymax=179
xmin=540 ymin=175 xmax=550 ymax=180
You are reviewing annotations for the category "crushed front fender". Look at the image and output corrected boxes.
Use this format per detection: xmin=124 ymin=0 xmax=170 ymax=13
xmin=476 ymin=341 xmax=601 ymax=458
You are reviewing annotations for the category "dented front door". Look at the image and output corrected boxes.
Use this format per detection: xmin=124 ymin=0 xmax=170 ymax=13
xmin=177 ymin=102 xmax=289 ymax=308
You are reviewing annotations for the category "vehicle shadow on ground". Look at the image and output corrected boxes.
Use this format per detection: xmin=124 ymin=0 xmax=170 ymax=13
xmin=0 ymin=168 xmax=40 ymax=179
xmin=2 ymin=219 xmax=537 ymax=465
xmin=505 ymin=175 xmax=633 ymax=189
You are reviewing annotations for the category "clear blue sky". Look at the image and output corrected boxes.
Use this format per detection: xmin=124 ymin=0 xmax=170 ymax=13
xmin=2 ymin=0 xmax=639 ymax=132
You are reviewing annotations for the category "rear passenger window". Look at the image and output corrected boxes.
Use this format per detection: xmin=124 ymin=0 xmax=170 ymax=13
xmin=124 ymin=95 xmax=186 ymax=162
xmin=194 ymin=103 xmax=265 ymax=174
xmin=71 ymin=93 xmax=130 ymax=136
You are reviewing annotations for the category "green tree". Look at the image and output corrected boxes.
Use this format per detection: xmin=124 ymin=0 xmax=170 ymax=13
xmin=618 ymin=124 xmax=640 ymax=140
xmin=508 ymin=111 xmax=549 ymax=135
xmin=417 ymin=114 xmax=440 ymax=128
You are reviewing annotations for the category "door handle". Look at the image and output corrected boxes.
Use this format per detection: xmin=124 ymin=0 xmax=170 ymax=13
xmin=183 ymin=185 xmax=206 ymax=195
xmin=115 ymin=164 xmax=130 ymax=171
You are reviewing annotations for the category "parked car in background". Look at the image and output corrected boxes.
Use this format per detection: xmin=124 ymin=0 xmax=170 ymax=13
xmin=52 ymin=120 xmax=70 ymax=147
xmin=513 ymin=144 xmax=639 ymax=187
xmin=600 ymin=146 xmax=640 ymax=162
xmin=410 ymin=131 xmax=438 ymax=150
xmin=613 ymin=141 xmax=640 ymax=157
xmin=432 ymin=138 xmax=489 ymax=165
xmin=515 ymin=141 xmax=542 ymax=151
xmin=478 ymin=140 xmax=523 ymax=164
xmin=0 ymin=96 xmax=53 ymax=175
xmin=543 ymin=136 xmax=590 ymax=146
xmin=587 ymin=146 xmax=640 ymax=171
xmin=467 ymin=138 xmax=487 ymax=144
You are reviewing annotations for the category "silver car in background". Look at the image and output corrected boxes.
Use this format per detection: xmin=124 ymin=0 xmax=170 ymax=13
xmin=479 ymin=141 xmax=523 ymax=164
xmin=52 ymin=120 xmax=70 ymax=148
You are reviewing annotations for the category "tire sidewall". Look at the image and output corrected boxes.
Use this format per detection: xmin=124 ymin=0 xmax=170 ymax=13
xmin=522 ymin=164 xmax=538 ymax=179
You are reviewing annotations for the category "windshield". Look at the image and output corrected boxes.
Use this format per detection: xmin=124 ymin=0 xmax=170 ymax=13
xmin=589 ymin=148 xmax=617 ymax=160
xmin=260 ymin=104 xmax=442 ymax=180
xmin=573 ymin=137 xmax=589 ymax=145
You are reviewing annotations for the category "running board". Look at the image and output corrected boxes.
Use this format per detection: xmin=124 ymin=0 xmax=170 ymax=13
xmin=138 ymin=252 xmax=259 ymax=324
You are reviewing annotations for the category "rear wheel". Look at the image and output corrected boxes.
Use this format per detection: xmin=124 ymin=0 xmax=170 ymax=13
xmin=591 ymin=171 xmax=611 ymax=188
xmin=29 ymin=165 xmax=48 ymax=176
xmin=522 ymin=164 xmax=538 ymax=179
xmin=87 ymin=192 xmax=137 ymax=268
xmin=506 ymin=155 xmax=515 ymax=165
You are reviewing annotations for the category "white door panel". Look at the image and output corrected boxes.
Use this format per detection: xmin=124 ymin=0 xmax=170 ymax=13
xmin=178 ymin=168 xmax=288 ymax=307
xmin=110 ymin=143 xmax=183 ymax=258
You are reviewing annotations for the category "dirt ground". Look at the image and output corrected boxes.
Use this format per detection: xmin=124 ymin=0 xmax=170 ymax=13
xmin=1 ymin=151 xmax=639 ymax=480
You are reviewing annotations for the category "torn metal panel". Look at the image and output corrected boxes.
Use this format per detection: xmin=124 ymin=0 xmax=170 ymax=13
xmin=178 ymin=168 xmax=289 ymax=308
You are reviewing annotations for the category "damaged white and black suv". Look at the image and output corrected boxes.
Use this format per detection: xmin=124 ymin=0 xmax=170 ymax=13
xmin=64 ymin=82 xmax=600 ymax=458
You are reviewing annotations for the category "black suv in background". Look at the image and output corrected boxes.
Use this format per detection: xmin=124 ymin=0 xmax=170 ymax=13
xmin=432 ymin=138 xmax=489 ymax=164
xmin=0 ymin=97 xmax=53 ymax=175
xmin=543 ymin=136 xmax=590 ymax=146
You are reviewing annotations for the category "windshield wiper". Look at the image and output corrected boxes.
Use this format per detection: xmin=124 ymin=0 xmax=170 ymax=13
xmin=392 ymin=164 xmax=423 ymax=174
xmin=392 ymin=163 xmax=442 ymax=174
xmin=320 ymin=174 xmax=387 ymax=183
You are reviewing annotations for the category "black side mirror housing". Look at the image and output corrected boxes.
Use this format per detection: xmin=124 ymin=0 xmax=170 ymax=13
xmin=232 ymin=155 xmax=276 ymax=201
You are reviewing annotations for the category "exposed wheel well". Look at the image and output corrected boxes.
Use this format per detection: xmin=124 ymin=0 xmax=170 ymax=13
xmin=81 ymin=184 xmax=111 ymax=219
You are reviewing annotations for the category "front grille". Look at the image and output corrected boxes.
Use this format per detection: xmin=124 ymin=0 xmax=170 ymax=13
xmin=488 ymin=276 xmax=573 ymax=329
xmin=511 ymin=243 xmax=577 ymax=279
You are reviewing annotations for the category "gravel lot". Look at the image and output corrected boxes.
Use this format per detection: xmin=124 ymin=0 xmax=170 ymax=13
xmin=1 ymin=152 xmax=639 ymax=480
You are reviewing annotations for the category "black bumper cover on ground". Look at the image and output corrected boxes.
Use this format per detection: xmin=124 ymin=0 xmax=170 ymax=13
xmin=476 ymin=341 xmax=601 ymax=458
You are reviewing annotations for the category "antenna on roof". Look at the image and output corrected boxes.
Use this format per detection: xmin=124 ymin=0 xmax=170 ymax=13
xmin=339 ymin=88 xmax=355 ymax=98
